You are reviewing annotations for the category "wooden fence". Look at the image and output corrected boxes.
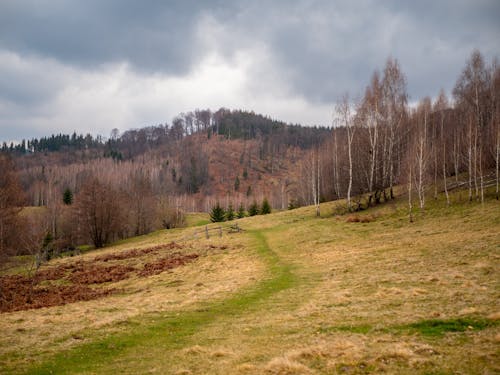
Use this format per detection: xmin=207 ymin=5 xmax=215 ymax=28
xmin=192 ymin=223 xmax=241 ymax=239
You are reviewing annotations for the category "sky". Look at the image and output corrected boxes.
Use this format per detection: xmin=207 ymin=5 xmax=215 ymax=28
xmin=1 ymin=0 xmax=499 ymax=142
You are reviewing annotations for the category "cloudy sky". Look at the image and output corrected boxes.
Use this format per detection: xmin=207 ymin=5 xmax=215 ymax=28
xmin=1 ymin=0 xmax=499 ymax=142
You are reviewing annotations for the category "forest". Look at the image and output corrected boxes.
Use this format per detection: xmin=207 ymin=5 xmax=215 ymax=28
xmin=0 ymin=49 xmax=499 ymax=258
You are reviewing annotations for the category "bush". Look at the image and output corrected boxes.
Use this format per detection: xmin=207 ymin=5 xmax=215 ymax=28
xmin=161 ymin=207 xmax=186 ymax=229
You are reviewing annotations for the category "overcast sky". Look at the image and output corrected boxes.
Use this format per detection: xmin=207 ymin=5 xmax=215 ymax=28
xmin=1 ymin=0 xmax=499 ymax=142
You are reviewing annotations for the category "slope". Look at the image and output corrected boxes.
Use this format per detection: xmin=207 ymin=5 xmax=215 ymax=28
xmin=1 ymin=190 xmax=499 ymax=374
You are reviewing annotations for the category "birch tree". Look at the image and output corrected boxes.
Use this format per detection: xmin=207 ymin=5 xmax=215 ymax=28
xmin=336 ymin=94 xmax=355 ymax=211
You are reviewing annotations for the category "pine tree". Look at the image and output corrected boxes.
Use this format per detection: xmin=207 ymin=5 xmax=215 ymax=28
xmin=210 ymin=202 xmax=226 ymax=222
xmin=63 ymin=187 xmax=73 ymax=205
xmin=237 ymin=203 xmax=246 ymax=218
xmin=248 ymin=201 xmax=259 ymax=216
xmin=234 ymin=176 xmax=240 ymax=191
xmin=260 ymin=198 xmax=271 ymax=215
xmin=226 ymin=203 xmax=235 ymax=221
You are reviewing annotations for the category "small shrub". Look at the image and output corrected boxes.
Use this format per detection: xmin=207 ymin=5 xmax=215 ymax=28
xmin=346 ymin=214 xmax=375 ymax=223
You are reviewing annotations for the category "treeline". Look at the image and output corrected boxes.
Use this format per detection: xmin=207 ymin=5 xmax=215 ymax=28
xmin=1 ymin=133 xmax=103 ymax=153
xmin=293 ymin=49 xmax=499 ymax=216
xmin=3 ymin=108 xmax=328 ymax=159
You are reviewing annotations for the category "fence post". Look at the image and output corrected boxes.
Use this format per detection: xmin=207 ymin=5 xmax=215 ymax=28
xmin=205 ymin=225 xmax=209 ymax=239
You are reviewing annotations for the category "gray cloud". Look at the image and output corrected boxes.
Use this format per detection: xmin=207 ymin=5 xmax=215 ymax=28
xmin=0 ymin=0 xmax=499 ymax=141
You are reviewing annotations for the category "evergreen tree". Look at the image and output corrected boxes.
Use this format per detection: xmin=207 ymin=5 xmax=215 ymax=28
xmin=246 ymin=185 xmax=252 ymax=197
xmin=237 ymin=203 xmax=246 ymax=219
xmin=226 ymin=203 xmax=235 ymax=221
xmin=210 ymin=202 xmax=226 ymax=222
xmin=63 ymin=187 xmax=73 ymax=205
xmin=234 ymin=176 xmax=240 ymax=191
xmin=248 ymin=201 xmax=259 ymax=216
xmin=261 ymin=198 xmax=271 ymax=215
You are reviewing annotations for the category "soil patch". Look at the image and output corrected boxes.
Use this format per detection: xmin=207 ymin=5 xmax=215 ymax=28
xmin=139 ymin=253 xmax=199 ymax=277
xmin=69 ymin=264 xmax=136 ymax=284
xmin=0 ymin=275 xmax=114 ymax=313
xmin=94 ymin=242 xmax=183 ymax=262
xmin=0 ymin=242 xmax=198 ymax=313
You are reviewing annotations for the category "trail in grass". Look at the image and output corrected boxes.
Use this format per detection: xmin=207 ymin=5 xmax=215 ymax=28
xmin=22 ymin=229 xmax=298 ymax=375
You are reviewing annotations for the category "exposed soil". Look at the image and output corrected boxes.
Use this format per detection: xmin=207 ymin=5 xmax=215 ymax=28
xmin=0 ymin=242 xmax=199 ymax=313
xmin=69 ymin=264 xmax=136 ymax=284
xmin=93 ymin=242 xmax=183 ymax=262
xmin=0 ymin=275 xmax=114 ymax=313
xmin=139 ymin=253 xmax=199 ymax=277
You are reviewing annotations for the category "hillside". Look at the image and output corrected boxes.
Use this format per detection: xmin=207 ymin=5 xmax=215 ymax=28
xmin=1 ymin=188 xmax=498 ymax=374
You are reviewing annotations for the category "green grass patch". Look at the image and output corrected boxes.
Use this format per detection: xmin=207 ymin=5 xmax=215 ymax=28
xmin=397 ymin=317 xmax=497 ymax=337
xmin=318 ymin=324 xmax=373 ymax=334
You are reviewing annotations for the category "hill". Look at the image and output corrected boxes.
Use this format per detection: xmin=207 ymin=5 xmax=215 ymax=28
xmin=1 ymin=188 xmax=498 ymax=374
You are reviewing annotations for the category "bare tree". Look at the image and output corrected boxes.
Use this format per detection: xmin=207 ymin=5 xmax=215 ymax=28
xmin=75 ymin=178 xmax=123 ymax=248
xmin=0 ymin=155 xmax=24 ymax=264
xmin=414 ymin=98 xmax=431 ymax=210
xmin=382 ymin=57 xmax=408 ymax=199
xmin=336 ymin=94 xmax=355 ymax=211
xmin=434 ymin=90 xmax=451 ymax=206
xmin=360 ymin=71 xmax=382 ymax=205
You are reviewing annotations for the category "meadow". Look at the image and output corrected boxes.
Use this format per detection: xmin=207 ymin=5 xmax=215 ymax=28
xmin=1 ymin=190 xmax=498 ymax=374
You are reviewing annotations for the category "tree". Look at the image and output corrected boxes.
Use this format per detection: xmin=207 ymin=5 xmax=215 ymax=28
xmin=237 ymin=203 xmax=246 ymax=218
xmin=0 ymin=155 xmax=24 ymax=264
xmin=260 ymin=198 xmax=271 ymax=215
xmin=360 ymin=70 xmax=383 ymax=205
xmin=210 ymin=202 xmax=225 ymax=222
xmin=63 ymin=187 xmax=73 ymax=205
xmin=336 ymin=94 xmax=356 ymax=211
xmin=414 ymin=98 xmax=431 ymax=210
xmin=434 ymin=90 xmax=451 ymax=206
xmin=248 ymin=201 xmax=259 ymax=216
xmin=75 ymin=178 xmax=123 ymax=248
xmin=128 ymin=170 xmax=155 ymax=236
xmin=382 ymin=57 xmax=408 ymax=199
xmin=226 ymin=203 xmax=235 ymax=221
xmin=234 ymin=176 xmax=240 ymax=191
xmin=453 ymin=50 xmax=491 ymax=203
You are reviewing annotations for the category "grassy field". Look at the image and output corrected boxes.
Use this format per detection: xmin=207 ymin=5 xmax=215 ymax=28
xmin=1 ymin=191 xmax=499 ymax=374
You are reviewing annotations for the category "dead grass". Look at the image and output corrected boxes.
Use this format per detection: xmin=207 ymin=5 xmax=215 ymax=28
xmin=0 ymin=233 xmax=265 ymax=369
xmin=2 ymin=190 xmax=499 ymax=374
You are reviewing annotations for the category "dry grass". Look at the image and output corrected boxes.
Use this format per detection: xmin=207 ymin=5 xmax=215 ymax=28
xmin=2 ymin=191 xmax=499 ymax=374
xmin=0 ymin=232 xmax=265 ymax=369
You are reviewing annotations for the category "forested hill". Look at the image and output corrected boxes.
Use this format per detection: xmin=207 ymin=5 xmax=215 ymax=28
xmin=1 ymin=108 xmax=330 ymax=159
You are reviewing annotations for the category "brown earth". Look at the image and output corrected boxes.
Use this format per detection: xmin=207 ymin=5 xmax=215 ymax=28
xmin=0 ymin=275 xmax=114 ymax=313
xmin=0 ymin=242 xmax=199 ymax=313
xmin=69 ymin=264 xmax=136 ymax=284
xmin=139 ymin=253 xmax=199 ymax=277
xmin=93 ymin=242 xmax=183 ymax=262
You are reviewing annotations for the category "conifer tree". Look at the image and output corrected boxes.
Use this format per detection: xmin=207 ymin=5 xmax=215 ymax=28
xmin=260 ymin=198 xmax=271 ymax=214
xmin=237 ymin=203 xmax=246 ymax=218
xmin=248 ymin=201 xmax=259 ymax=216
xmin=210 ymin=202 xmax=226 ymax=222
xmin=234 ymin=176 xmax=240 ymax=191
xmin=226 ymin=203 xmax=235 ymax=221
xmin=63 ymin=187 xmax=73 ymax=205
